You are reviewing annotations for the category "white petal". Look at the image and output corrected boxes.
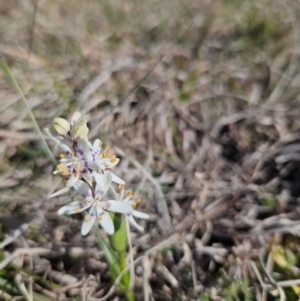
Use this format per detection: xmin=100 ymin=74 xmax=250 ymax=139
xmin=58 ymin=201 xmax=90 ymax=215
xmin=109 ymin=185 xmax=119 ymax=199
xmin=105 ymin=158 xmax=120 ymax=169
xmin=94 ymin=171 xmax=112 ymax=193
xmin=105 ymin=201 xmax=132 ymax=213
xmin=76 ymin=139 xmax=89 ymax=158
xmin=81 ymin=213 xmax=96 ymax=236
xmin=98 ymin=210 xmax=114 ymax=235
xmin=44 ymin=128 xmax=60 ymax=143
xmin=111 ymin=172 xmax=125 ymax=185
xmin=74 ymin=180 xmax=83 ymax=190
xmin=49 ymin=186 xmax=70 ymax=198
xmin=66 ymin=173 xmax=79 ymax=187
xmin=44 ymin=129 xmax=72 ymax=154
xmin=71 ymin=112 xmax=81 ymax=125
xmin=93 ymin=139 xmax=102 ymax=154
xmin=59 ymin=143 xmax=73 ymax=154
xmin=81 ymin=170 xmax=93 ymax=186
xmin=87 ymin=161 xmax=100 ymax=172
xmin=76 ymin=180 xmax=93 ymax=200
xmin=132 ymin=210 xmax=149 ymax=220
xmin=95 ymin=185 xmax=107 ymax=199
xmin=127 ymin=214 xmax=144 ymax=232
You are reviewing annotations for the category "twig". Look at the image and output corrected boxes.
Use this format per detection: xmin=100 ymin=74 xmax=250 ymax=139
xmin=28 ymin=0 xmax=38 ymax=53
xmin=258 ymin=236 xmax=277 ymax=287
xmin=0 ymin=247 xmax=53 ymax=269
xmin=142 ymin=256 xmax=150 ymax=301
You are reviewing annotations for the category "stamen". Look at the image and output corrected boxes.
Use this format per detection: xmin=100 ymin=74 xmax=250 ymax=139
xmin=132 ymin=198 xmax=141 ymax=208
xmin=75 ymin=208 xmax=81 ymax=213
xmin=127 ymin=191 xmax=134 ymax=197
xmin=61 ymin=168 xmax=70 ymax=176
xmin=109 ymin=155 xmax=116 ymax=160
xmin=110 ymin=158 xmax=117 ymax=164
xmin=74 ymin=169 xmax=80 ymax=178
xmin=84 ymin=200 xmax=89 ymax=205
xmin=84 ymin=215 xmax=91 ymax=221
xmin=56 ymin=163 xmax=66 ymax=171
xmin=105 ymin=145 xmax=111 ymax=152
xmin=99 ymin=141 xmax=103 ymax=147
xmin=119 ymin=184 xmax=125 ymax=191
xmin=102 ymin=152 xmax=107 ymax=158
xmin=59 ymin=153 xmax=65 ymax=159
xmin=105 ymin=163 xmax=111 ymax=168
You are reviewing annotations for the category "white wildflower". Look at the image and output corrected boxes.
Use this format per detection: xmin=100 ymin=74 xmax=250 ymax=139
xmin=110 ymin=186 xmax=149 ymax=232
xmin=57 ymin=177 xmax=131 ymax=236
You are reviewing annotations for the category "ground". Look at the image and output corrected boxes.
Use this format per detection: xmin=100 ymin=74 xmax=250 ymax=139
xmin=1 ymin=0 xmax=300 ymax=300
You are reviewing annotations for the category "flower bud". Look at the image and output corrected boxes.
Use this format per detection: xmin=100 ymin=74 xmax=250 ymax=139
xmin=53 ymin=118 xmax=71 ymax=136
xmin=70 ymin=114 xmax=89 ymax=140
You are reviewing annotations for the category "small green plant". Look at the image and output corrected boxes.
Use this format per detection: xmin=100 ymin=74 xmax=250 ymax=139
xmin=46 ymin=112 xmax=149 ymax=300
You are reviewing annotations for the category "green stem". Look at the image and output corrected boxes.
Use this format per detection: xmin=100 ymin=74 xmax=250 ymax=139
xmin=118 ymin=249 xmax=135 ymax=301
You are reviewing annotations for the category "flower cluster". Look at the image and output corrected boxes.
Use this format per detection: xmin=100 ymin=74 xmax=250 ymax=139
xmin=46 ymin=112 xmax=149 ymax=236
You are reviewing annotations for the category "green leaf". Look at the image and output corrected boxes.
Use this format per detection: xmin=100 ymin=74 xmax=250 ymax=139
xmin=108 ymin=213 xmax=127 ymax=252
xmin=93 ymin=226 xmax=122 ymax=283
xmin=33 ymin=292 xmax=54 ymax=301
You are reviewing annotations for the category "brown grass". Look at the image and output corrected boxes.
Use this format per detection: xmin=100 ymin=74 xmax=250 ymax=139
xmin=2 ymin=0 xmax=300 ymax=300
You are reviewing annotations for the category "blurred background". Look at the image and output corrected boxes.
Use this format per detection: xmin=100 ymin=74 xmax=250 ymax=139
xmin=2 ymin=0 xmax=300 ymax=300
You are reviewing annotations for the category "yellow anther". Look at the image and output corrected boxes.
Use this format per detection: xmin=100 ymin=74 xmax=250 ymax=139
xmin=84 ymin=200 xmax=89 ymax=205
xmin=76 ymin=163 xmax=81 ymax=170
xmin=102 ymin=152 xmax=107 ymax=158
xmin=105 ymin=145 xmax=111 ymax=152
xmin=127 ymin=191 xmax=134 ymax=198
xmin=105 ymin=163 xmax=111 ymax=168
xmin=109 ymin=155 xmax=116 ymax=160
xmin=99 ymin=141 xmax=103 ymax=147
xmin=75 ymin=208 xmax=81 ymax=213
xmin=59 ymin=153 xmax=65 ymax=159
xmin=97 ymin=216 xmax=102 ymax=221
xmin=96 ymin=197 xmax=101 ymax=201
xmin=119 ymin=184 xmax=125 ymax=191
xmin=71 ymin=151 xmax=75 ymax=156
xmin=56 ymin=163 xmax=66 ymax=171
xmin=74 ymin=170 xmax=80 ymax=178
xmin=110 ymin=158 xmax=117 ymax=164
xmin=61 ymin=169 xmax=70 ymax=176
xmin=133 ymin=198 xmax=141 ymax=208
xmin=84 ymin=215 xmax=91 ymax=221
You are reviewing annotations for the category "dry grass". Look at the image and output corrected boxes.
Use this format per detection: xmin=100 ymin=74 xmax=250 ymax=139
xmin=2 ymin=0 xmax=300 ymax=300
